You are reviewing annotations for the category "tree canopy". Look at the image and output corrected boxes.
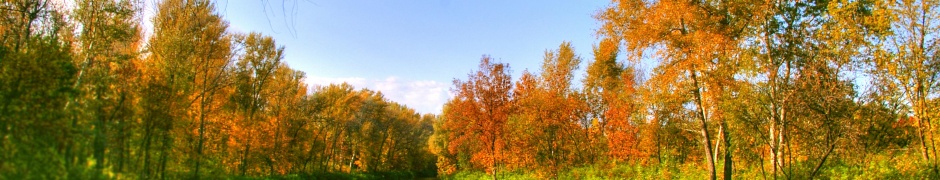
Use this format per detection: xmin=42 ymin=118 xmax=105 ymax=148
xmin=1 ymin=0 xmax=938 ymax=179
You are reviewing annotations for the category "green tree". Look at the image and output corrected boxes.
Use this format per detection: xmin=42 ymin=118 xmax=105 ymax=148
xmin=0 ymin=0 xmax=77 ymax=178
xmin=71 ymin=0 xmax=142 ymax=176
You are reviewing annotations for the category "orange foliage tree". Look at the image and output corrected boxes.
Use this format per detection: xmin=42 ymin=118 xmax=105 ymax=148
xmin=443 ymin=56 xmax=514 ymax=179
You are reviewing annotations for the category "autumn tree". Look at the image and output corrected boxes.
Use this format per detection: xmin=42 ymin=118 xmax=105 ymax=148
xmin=144 ymin=0 xmax=233 ymax=178
xmin=505 ymin=71 xmax=539 ymax=170
xmin=0 ymin=0 xmax=437 ymax=178
xmin=346 ymin=89 xmax=388 ymax=172
xmin=870 ymin=0 xmax=940 ymax=172
xmin=430 ymin=106 xmax=462 ymax=175
xmin=603 ymin=66 xmax=644 ymax=163
xmin=596 ymin=0 xmax=759 ymax=179
xmin=726 ymin=1 xmax=891 ymax=178
xmin=313 ymin=83 xmax=364 ymax=172
xmin=443 ymin=56 xmax=513 ymax=179
xmin=582 ymin=38 xmax=625 ymax=161
xmin=508 ymin=42 xmax=590 ymax=178
xmin=583 ymin=37 xmax=648 ymax=164
xmin=228 ymin=32 xmax=285 ymax=176
xmin=260 ymin=64 xmax=307 ymax=175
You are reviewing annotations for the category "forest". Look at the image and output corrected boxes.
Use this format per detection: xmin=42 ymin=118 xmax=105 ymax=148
xmin=1 ymin=0 xmax=938 ymax=179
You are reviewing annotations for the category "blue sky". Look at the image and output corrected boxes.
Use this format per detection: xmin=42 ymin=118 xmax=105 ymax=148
xmin=209 ymin=0 xmax=610 ymax=114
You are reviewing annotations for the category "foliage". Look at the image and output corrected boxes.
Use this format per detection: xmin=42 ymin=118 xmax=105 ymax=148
xmin=0 ymin=0 xmax=435 ymax=179
xmin=2 ymin=0 xmax=938 ymax=179
xmin=435 ymin=0 xmax=937 ymax=179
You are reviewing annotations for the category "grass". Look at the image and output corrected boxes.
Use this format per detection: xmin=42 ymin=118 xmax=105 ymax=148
xmin=231 ymin=171 xmax=421 ymax=180
xmin=438 ymin=154 xmax=937 ymax=179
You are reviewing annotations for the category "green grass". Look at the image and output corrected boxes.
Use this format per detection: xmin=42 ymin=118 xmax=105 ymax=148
xmin=231 ymin=171 xmax=420 ymax=180
xmin=437 ymin=164 xmax=702 ymax=180
xmin=439 ymin=155 xmax=937 ymax=180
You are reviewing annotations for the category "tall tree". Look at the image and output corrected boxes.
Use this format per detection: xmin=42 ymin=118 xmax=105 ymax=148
xmin=521 ymin=42 xmax=589 ymax=177
xmin=596 ymin=0 xmax=758 ymax=179
xmin=430 ymin=106 xmax=461 ymax=175
xmin=735 ymin=1 xmax=889 ymax=178
xmin=145 ymin=0 xmax=232 ymax=178
xmin=444 ymin=56 xmax=513 ymax=179
xmin=871 ymin=0 xmax=940 ymax=172
xmin=584 ymin=37 xmax=624 ymax=132
xmin=71 ymin=0 xmax=142 ymax=176
xmin=229 ymin=32 xmax=284 ymax=176
xmin=261 ymin=64 xmax=307 ymax=175
xmin=509 ymin=46 xmax=587 ymax=177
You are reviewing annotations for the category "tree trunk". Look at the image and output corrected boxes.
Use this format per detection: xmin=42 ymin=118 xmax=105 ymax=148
xmin=808 ymin=138 xmax=837 ymax=178
xmin=94 ymin=107 xmax=107 ymax=174
xmin=159 ymin=129 xmax=170 ymax=180
xmin=194 ymin=99 xmax=207 ymax=179
xmin=141 ymin=118 xmax=154 ymax=178
xmin=492 ymin=138 xmax=498 ymax=180
xmin=241 ymin=141 xmax=252 ymax=176
xmin=691 ymin=70 xmax=717 ymax=180
xmin=348 ymin=149 xmax=356 ymax=172
xmin=770 ymin=122 xmax=778 ymax=180
xmin=722 ymin=120 xmax=732 ymax=180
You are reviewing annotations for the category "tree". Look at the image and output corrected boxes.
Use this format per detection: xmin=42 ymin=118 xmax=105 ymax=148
xmin=583 ymin=37 xmax=624 ymax=135
xmin=261 ymin=64 xmax=307 ymax=175
xmin=307 ymin=83 xmax=368 ymax=173
xmin=144 ymin=0 xmax=232 ymax=178
xmin=583 ymin=37 xmax=648 ymax=164
xmin=0 ymin=1 xmax=77 ymax=178
xmin=444 ymin=55 xmax=513 ymax=179
xmin=871 ymin=0 xmax=940 ymax=172
xmin=596 ymin=0 xmax=759 ymax=179
xmin=71 ymin=0 xmax=142 ymax=176
xmin=229 ymin=32 xmax=284 ymax=176
xmin=0 ymin=0 xmax=439 ymax=178
xmin=605 ymin=66 xmax=643 ymax=163
xmin=429 ymin=113 xmax=452 ymax=174
xmin=506 ymin=71 xmax=539 ymax=170
xmin=509 ymin=42 xmax=589 ymax=178
xmin=733 ymin=1 xmax=889 ymax=178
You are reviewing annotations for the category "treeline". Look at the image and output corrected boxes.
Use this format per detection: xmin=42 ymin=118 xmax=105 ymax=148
xmin=433 ymin=0 xmax=937 ymax=179
xmin=0 ymin=0 xmax=434 ymax=179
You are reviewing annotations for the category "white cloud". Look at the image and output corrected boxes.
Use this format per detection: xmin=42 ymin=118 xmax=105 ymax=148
xmin=374 ymin=77 xmax=401 ymax=94
xmin=307 ymin=76 xmax=367 ymax=89
xmin=398 ymin=80 xmax=450 ymax=113
xmin=306 ymin=76 xmax=451 ymax=114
